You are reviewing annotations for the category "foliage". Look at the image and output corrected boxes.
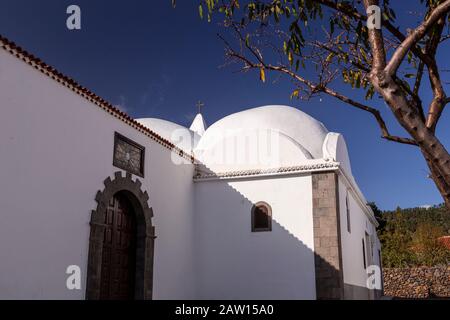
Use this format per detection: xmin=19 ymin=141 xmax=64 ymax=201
xmin=379 ymin=204 xmax=450 ymax=267
xmin=411 ymin=222 xmax=449 ymax=266
xmin=380 ymin=207 xmax=417 ymax=267
xmin=369 ymin=202 xmax=386 ymax=232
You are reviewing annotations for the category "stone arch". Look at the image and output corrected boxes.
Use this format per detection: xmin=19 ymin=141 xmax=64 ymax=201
xmin=86 ymin=171 xmax=155 ymax=300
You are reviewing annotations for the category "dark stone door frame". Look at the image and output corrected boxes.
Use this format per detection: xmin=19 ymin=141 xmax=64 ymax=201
xmin=86 ymin=171 xmax=155 ymax=300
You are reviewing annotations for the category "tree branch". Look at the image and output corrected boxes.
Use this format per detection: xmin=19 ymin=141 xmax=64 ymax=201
xmin=425 ymin=17 xmax=448 ymax=132
xmin=275 ymin=66 xmax=418 ymax=146
xmin=421 ymin=149 xmax=450 ymax=209
xmin=362 ymin=0 xmax=387 ymax=73
xmin=385 ymin=0 xmax=450 ymax=76
xmin=226 ymin=50 xmax=417 ymax=146
xmin=316 ymin=0 xmax=445 ymax=79
xmin=311 ymin=41 xmax=371 ymax=73
xmin=413 ymin=60 xmax=424 ymax=98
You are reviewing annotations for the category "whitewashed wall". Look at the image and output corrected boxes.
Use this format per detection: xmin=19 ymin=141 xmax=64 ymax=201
xmin=0 ymin=48 xmax=196 ymax=299
xmin=338 ymin=176 xmax=381 ymax=293
xmin=194 ymin=174 xmax=316 ymax=299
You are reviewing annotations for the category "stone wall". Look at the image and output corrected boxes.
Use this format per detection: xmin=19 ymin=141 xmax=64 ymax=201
xmin=312 ymin=172 xmax=344 ymax=299
xmin=383 ymin=266 xmax=450 ymax=299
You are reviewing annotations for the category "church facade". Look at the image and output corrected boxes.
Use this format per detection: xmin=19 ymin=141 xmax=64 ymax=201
xmin=0 ymin=35 xmax=382 ymax=300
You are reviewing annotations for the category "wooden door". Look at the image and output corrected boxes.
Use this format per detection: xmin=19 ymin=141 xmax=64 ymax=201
xmin=100 ymin=193 xmax=137 ymax=300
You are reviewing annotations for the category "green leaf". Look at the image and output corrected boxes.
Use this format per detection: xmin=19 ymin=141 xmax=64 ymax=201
xmin=199 ymin=4 xmax=204 ymax=19
xmin=365 ymin=85 xmax=375 ymax=100
xmin=325 ymin=53 xmax=334 ymax=63
xmin=407 ymin=51 xmax=413 ymax=64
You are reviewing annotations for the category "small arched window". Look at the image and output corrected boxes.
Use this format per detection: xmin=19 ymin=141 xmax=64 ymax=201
xmin=251 ymin=202 xmax=272 ymax=232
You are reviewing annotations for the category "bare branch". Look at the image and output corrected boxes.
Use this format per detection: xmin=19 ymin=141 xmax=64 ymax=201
xmin=411 ymin=59 xmax=426 ymax=122
xmin=311 ymin=41 xmax=371 ymax=73
xmin=363 ymin=0 xmax=387 ymax=71
xmin=424 ymin=17 xmax=448 ymax=132
xmin=413 ymin=61 xmax=424 ymax=98
xmin=385 ymin=0 xmax=450 ymax=76
xmin=440 ymin=34 xmax=450 ymax=43
xmin=316 ymin=0 xmax=447 ymax=90
xmin=226 ymin=49 xmax=417 ymax=146
xmin=273 ymin=65 xmax=418 ymax=146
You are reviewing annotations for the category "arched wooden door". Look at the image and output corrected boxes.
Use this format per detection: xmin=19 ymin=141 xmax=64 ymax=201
xmin=87 ymin=172 xmax=155 ymax=300
xmin=100 ymin=192 xmax=137 ymax=300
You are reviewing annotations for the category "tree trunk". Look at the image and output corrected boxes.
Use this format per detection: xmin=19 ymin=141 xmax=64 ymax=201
xmin=421 ymin=149 xmax=450 ymax=210
xmin=371 ymin=74 xmax=450 ymax=211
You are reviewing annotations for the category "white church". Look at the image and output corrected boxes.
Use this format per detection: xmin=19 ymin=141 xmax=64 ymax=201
xmin=0 ymin=34 xmax=382 ymax=300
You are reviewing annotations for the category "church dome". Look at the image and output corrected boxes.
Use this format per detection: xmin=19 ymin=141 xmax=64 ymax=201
xmin=196 ymin=105 xmax=329 ymax=159
xmin=136 ymin=106 xmax=354 ymax=176
xmin=136 ymin=118 xmax=200 ymax=152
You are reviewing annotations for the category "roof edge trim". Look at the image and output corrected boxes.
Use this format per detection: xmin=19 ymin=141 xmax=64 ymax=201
xmin=0 ymin=34 xmax=194 ymax=163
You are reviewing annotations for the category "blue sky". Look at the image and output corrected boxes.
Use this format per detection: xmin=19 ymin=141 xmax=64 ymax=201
xmin=1 ymin=0 xmax=449 ymax=210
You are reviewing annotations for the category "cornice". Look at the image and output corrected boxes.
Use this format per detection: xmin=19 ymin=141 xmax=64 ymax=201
xmin=193 ymin=161 xmax=340 ymax=181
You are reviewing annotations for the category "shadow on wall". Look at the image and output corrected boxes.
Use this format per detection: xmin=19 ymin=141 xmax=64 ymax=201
xmin=193 ymin=171 xmax=350 ymax=300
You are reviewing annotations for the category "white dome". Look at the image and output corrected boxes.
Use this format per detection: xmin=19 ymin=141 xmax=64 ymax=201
xmin=136 ymin=106 xmax=355 ymax=176
xmin=136 ymin=118 xmax=200 ymax=152
xmin=196 ymin=105 xmax=328 ymax=158
xmin=193 ymin=105 xmax=330 ymax=172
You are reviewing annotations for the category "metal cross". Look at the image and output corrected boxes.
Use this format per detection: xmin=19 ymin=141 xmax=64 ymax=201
xmin=196 ymin=100 xmax=204 ymax=113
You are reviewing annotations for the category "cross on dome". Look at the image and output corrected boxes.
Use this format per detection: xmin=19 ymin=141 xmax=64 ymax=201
xmin=190 ymin=101 xmax=207 ymax=136
xmin=196 ymin=100 xmax=204 ymax=114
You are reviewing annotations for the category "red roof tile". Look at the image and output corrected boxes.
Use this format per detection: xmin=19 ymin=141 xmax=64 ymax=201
xmin=438 ymin=236 xmax=450 ymax=250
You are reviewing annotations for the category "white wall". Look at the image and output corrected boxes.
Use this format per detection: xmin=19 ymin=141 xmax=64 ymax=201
xmin=194 ymin=174 xmax=316 ymax=299
xmin=0 ymin=48 xmax=196 ymax=299
xmin=338 ymin=176 xmax=381 ymax=291
xmin=0 ymin=44 xmax=381 ymax=300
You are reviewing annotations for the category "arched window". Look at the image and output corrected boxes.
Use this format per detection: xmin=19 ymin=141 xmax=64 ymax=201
xmin=251 ymin=202 xmax=272 ymax=232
